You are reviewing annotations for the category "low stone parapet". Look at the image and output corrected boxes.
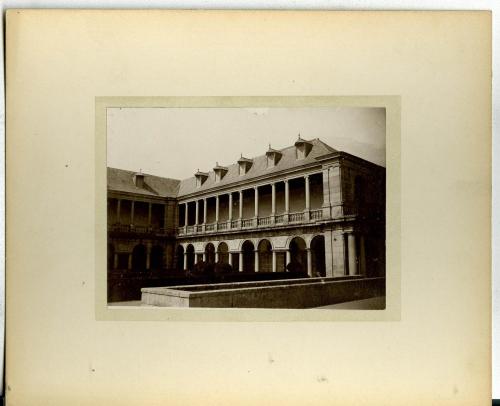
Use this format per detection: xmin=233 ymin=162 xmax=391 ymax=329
xmin=141 ymin=276 xmax=385 ymax=309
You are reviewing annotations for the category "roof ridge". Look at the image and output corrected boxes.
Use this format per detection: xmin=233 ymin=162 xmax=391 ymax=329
xmin=183 ymin=137 xmax=337 ymax=178
xmin=110 ymin=167 xmax=181 ymax=182
xmin=312 ymin=138 xmax=338 ymax=153
xmin=109 ymin=138 xmax=340 ymax=198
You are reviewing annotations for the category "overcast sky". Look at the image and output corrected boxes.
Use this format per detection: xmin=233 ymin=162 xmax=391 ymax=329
xmin=107 ymin=107 xmax=386 ymax=180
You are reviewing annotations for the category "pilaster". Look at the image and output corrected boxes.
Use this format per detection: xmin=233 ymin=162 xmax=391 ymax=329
xmin=324 ymin=229 xmax=347 ymax=277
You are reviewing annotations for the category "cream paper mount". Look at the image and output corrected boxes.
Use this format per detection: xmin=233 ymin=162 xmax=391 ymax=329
xmin=6 ymin=10 xmax=491 ymax=406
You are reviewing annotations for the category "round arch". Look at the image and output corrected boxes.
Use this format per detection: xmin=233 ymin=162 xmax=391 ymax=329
xmin=186 ymin=244 xmax=195 ymax=271
xmin=238 ymin=238 xmax=256 ymax=251
xmin=241 ymin=240 xmax=255 ymax=272
xmin=217 ymin=242 xmax=229 ymax=264
xmin=256 ymin=238 xmax=274 ymax=250
xmin=286 ymin=234 xmax=307 ymax=250
xmin=205 ymin=243 xmax=216 ymax=264
xmin=310 ymin=235 xmax=326 ymax=277
xmin=175 ymin=245 xmax=185 ymax=271
xmin=288 ymin=236 xmax=307 ymax=273
xmin=258 ymin=239 xmax=272 ymax=273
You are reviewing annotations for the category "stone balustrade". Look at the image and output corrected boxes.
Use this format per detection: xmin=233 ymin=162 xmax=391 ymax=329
xmin=109 ymin=224 xmax=167 ymax=235
xmin=176 ymin=208 xmax=325 ymax=237
xmin=178 ymin=172 xmax=322 ymax=233
xmin=258 ymin=216 xmax=272 ymax=226
xmin=289 ymin=211 xmax=304 ymax=223
xmin=310 ymin=209 xmax=323 ymax=220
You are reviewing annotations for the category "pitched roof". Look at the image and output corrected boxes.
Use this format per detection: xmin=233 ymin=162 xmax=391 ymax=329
xmin=177 ymin=138 xmax=337 ymax=197
xmin=107 ymin=167 xmax=180 ymax=198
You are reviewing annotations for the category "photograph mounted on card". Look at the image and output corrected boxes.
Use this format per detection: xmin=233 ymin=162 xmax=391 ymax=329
xmin=95 ymin=96 xmax=401 ymax=321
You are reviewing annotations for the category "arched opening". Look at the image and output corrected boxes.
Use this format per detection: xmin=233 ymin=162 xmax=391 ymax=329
xmin=175 ymin=245 xmax=185 ymax=271
xmin=108 ymin=243 xmax=115 ymax=270
xmin=310 ymin=235 xmax=326 ymax=277
xmin=258 ymin=239 xmax=272 ymax=273
xmin=241 ymin=240 xmax=255 ymax=272
xmin=186 ymin=244 xmax=195 ymax=271
xmin=217 ymin=242 xmax=229 ymax=264
xmin=288 ymin=237 xmax=307 ymax=273
xmin=150 ymin=245 xmax=164 ymax=270
xmin=132 ymin=244 xmax=147 ymax=271
xmin=205 ymin=243 xmax=216 ymax=264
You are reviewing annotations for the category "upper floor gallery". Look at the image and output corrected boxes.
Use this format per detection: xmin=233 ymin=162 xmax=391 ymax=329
xmin=107 ymin=137 xmax=385 ymax=238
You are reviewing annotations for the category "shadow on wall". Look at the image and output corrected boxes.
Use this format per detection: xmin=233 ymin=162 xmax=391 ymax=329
xmin=107 ymin=263 xmax=308 ymax=303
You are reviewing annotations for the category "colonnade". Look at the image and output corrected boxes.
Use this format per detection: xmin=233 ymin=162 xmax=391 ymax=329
xmin=111 ymin=242 xmax=165 ymax=271
xmin=182 ymin=245 xmax=311 ymax=274
xmin=180 ymin=173 xmax=321 ymax=234
xmin=112 ymin=198 xmax=168 ymax=230
xmin=179 ymin=232 xmax=366 ymax=277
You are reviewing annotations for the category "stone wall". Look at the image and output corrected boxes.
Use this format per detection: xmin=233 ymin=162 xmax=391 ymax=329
xmin=141 ymin=276 xmax=385 ymax=308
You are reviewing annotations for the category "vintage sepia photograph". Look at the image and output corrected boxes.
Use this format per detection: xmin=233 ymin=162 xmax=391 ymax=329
xmin=106 ymin=105 xmax=386 ymax=309
xmin=6 ymin=8 xmax=493 ymax=405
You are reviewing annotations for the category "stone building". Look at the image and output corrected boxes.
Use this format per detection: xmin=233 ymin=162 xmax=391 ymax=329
xmin=107 ymin=169 xmax=179 ymax=274
xmin=107 ymin=136 xmax=385 ymax=287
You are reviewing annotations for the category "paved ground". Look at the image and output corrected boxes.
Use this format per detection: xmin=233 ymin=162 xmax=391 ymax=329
xmin=315 ymin=296 xmax=386 ymax=309
xmin=108 ymin=300 xmax=143 ymax=306
xmin=108 ymin=296 xmax=386 ymax=309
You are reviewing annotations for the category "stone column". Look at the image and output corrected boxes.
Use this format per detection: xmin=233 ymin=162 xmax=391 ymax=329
xmin=285 ymin=250 xmax=291 ymax=268
xmin=305 ymin=175 xmax=310 ymax=220
xmin=203 ymin=198 xmax=207 ymax=231
xmin=348 ymin=233 xmax=357 ymax=275
xmin=194 ymin=253 xmax=199 ymax=265
xmin=147 ymin=203 xmax=152 ymax=226
xmin=272 ymin=250 xmax=277 ymax=272
xmin=239 ymin=251 xmax=244 ymax=272
xmin=113 ymin=253 xmax=118 ymax=269
xmin=284 ymin=179 xmax=290 ymax=224
xmin=228 ymin=252 xmax=233 ymax=266
xmin=116 ymin=199 xmax=121 ymax=224
xmin=215 ymin=195 xmax=219 ymax=223
xmin=128 ymin=253 xmax=133 ymax=270
xmin=130 ymin=201 xmax=135 ymax=226
xmin=203 ymin=252 xmax=207 ymax=262
xmin=322 ymin=167 xmax=331 ymax=219
xmin=254 ymin=186 xmax=259 ymax=218
xmin=306 ymin=248 xmax=312 ymax=277
xmin=271 ymin=183 xmax=276 ymax=223
xmin=195 ymin=200 xmax=199 ymax=225
xmin=215 ymin=251 xmax=219 ymax=263
xmin=183 ymin=252 xmax=187 ymax=270
xmin=254 ymin=250 xmax=259 ymax=272
xmin=359 ymin=234 xmax=366 ymax=276
xmin=239 ymin=190 xmax=243 ymax=226
xmin=228 ymin=193 xmax=233 ymax=222
xmin=184 ymin=202 xmax=188 ymax=227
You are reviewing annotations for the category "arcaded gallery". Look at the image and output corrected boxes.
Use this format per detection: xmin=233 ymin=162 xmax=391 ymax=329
xmin=107 ymin=137 xmax=386 ymax=301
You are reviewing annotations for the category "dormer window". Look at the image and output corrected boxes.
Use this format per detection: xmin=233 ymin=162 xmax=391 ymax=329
xmin=265 ymin=144 xmax=282 ymax=168
xmin=213 ymin=162 xmax=228 ymax=182
xmin=237 ymin=155 xmax=253 ymax=176
xmin=194 ymin=170 xmax=209 ymax=188
xmin=294 ymin=134 xmax=313 ymax=159
xmin=133 ymin=172 xmax=145 ymax=188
